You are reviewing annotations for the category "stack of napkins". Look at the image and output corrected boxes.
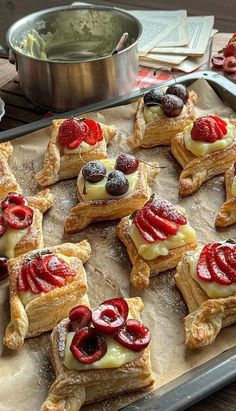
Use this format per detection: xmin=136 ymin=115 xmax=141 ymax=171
xmin=129 ymin=10 xmax=216 ymax=73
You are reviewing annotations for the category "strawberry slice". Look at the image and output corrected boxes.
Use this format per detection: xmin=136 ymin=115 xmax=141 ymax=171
xmin=0 ymin=216 xmax=7 ymax=237
xmin=208 ymin=116 xmax=227 ymax=135
xmin=58 ymin=118 xmax=88 ymax=148
xmin=134 ymin=215 xmax=155 ymax=243
xmin=45 ymin=255 xmax=76 ymax=277
xmin=207 ymin=243 xmax=232 ymax=285
xmin=26 ymin=269 xmax=40 ymax=294
xmin=149 ymin=199 xmax=187 ymax=225
xmin=29 ymin=258 xmax=66 ymax=288
xmin=214 ymin=244 xmax=236 ymax=281
xmin=196 ymin=244 xmax=213 ymax=282
xmin=143 ymin=205 xmax=178 ymax=236
xmin=219 ymin=244 xmax=236 ymax=269
xmin=18 ymin=265 xmax=29 ymax=292
xmin=135 ymin=210 xmax=167 ymax=242
xmin=84 ymin=119 xmax=103 ymax=145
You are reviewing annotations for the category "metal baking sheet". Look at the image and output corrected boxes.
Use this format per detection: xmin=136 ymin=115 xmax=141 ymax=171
xmin=1 ymin=70 xmax=236 ymax=410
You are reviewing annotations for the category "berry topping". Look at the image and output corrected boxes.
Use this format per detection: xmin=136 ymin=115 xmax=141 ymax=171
xmin=208 ymin=116 xmax=227 ymax=135
xmin=115 ymin=154 xmax=139 ymax=174
xmin=0 ymin=216 xmax=7 ymax=237
xmin=70 ymin=327 xmax=107 ymax=363
xmin=82 ymin=160 xmax=106 ymax=183
xmin=58 ymin=118 xmax=88 ymax=148
xmin=17 ymin=254 xmax=76 ymax=294
xmin=166 ymin=84 xmax=189 ymax=104
xmin=105 ymin=170 xmax=129 ymax=196
xmin=0 ymin=256 xmax=9 ymax=281
xmin=234 ymin=162 xmax=236 ymax=175
xmin=191 ymin=116 xmax=226 ymax=143
xmin=83 ymin=119 xmax=103 ymax=145
xmin=160 ymin=94 xmax=184 ymax=117
xmin=69 ymin=306 xmax=92 ymax=332
xmin=92 ymin=298 xmax=129 ymax=334
xmin=144 ymin=89 xmax=164 ymax=106
xmin=134 ymin=197 xmax=186 ymax=243
xmin=223 ymin=56 xmax=236 ymax=73
xmin=211 ymin=53 xmax=225 ymax=68
xmin=197 ymin=241 xmax=236 ymax=285
xmin=114 ymin=319 xmax=151 ymax=351
xmin=223 ymin=41 xmax=236 ymax=58
xmin=2 ymin=192 xmax=28 ymax=210
xmin=4 ymin=205 xmax=33 ymax=229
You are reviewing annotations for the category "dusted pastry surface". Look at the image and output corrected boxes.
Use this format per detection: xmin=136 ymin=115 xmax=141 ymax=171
xmin=143 ymin=105 xmax=187 ymax=123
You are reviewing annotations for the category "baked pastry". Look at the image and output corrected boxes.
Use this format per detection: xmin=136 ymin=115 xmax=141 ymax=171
xmin=175 ymin=240 xmax=236 ymax=349
xmin=215 ymin=162 xmax=236 ymax=227
xmin=171 ymin=115 xmax=236 ymax=197
xmin=35 ymin=117 xmax=117 ymax=186
xmin=117 ymin=196 xmax=197 ymax=288
xmin=0 ymin=189 xmax=53 ymax=265
xmin=41 ymin=296 xmax=154 ymax=410
xmin=128 ymin=84 xmax=197 ymax=148
xmin=0 ymin=141 xmax=21 ymax=199
xmin=65 ymin=153 xmax=159 ymax=233
xmin=3 ymin=240 xmax=91 ymax=350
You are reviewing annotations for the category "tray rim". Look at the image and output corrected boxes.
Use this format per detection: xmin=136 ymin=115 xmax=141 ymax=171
xmin=1 ymin=70 xmax=236 ymax=410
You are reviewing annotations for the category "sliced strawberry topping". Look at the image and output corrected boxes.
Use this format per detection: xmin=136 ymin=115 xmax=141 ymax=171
xmin=150 ymin=198 xmax=187 ymax=225
xmin=191 ymin=116 xmax=224 ymax=143
xmin=17 ymin=254 xmax=76 ymax=295
xmin=143 ymin=205 xmax=178 ymax=236
xmin=58 ymin=118 xmax=88 ymax=147
xmin=4 ymin=205 xmax=33 ymax=229
xmin=197 ymin=241 xmax=236 ymax=285
xmin=84 ymin=119 xmax=103 ymax=145
xmin=133 ymin=215 xmax=155 ymax=243
xmin=134 ymin=209 xmax=167 ymax=242
xmin=208 ymin=116 xmax=227 ymax=135
xmin=2 ymin=192 xmax=28 ymax=210
xmin=0 ymin=216 xmax=7 ymax=237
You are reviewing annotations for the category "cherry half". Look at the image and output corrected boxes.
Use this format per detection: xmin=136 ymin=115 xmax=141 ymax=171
xmin=92 ymin=298 xmax=129 ymax=334
xmin=68 ymin=305 xmax=92 ymax=332
xmin=70 ymin=327 xmax=107 ymax=364
xmin=114 ymin=319 xmax=151 ymax=351
xmin=2 ymin=192 xmax=28 ymax=210
xmin=0 ymin=256 xmax=9 ymax=281
xmin=4 ymin=205 xmax=34 ymax=229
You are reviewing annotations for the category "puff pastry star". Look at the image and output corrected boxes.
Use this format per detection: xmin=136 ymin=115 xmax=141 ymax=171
xmin=3 ymin=240 xmax=91 ymax=350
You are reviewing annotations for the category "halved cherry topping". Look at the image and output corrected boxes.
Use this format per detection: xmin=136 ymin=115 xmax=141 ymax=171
xmin=143 ymin=205 xmax=178 ymax=236
xmin=196 ymin=244 xmax=212 ymax=282
xmin=207 ymin=243 xmax=231 ymax=285
xmin=84 ymin=119 xmax=103 ymax=145
xmin=92 ymin=298 xmax=129 ymax=334
xmin=2 ymin=192 xmax=28 ymax=210
xmin=68 ymin=305 xmax=92 ymax=332
xmin=0 ymin=216 xmax=7 ymax=236
xmin=114 ymin=319 xmax=151 ymax=351
xmin=70 ymin=327 xmax=107 ymax=363
xmin=135 ymin=210 xmax=167 ymax=242
xmin=4 ymin=205 xmax=33 ymax=229
xmin=0 ymin=256 xmax=9 ymax=281
xmin=208 ymin=116 xmax=227 ymax=135
xmin=149 ymin=198 xmax=187 ymax=225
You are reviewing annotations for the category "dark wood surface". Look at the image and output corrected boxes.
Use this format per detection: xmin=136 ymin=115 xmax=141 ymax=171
xmin=0 ymin=2 xmax=235 ymax=408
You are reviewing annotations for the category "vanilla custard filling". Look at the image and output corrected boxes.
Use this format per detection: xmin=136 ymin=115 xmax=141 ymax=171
xmin=189 ymin=250 xmax=236 ymax=298
xmin=130 ymin=223 xmax=196 ymax=260
xmin=144 ymin=105 xmax=187 ymax=124
xmin=62 ymin=140 xmax=102 ymax=155
xmin=183 ymin=121 xmax=235 ymax=157
xmin=64 ymin=333 xmax=140 ymax=371
xmin=19 ymin=253 xmax=71 ymax=306
xmin=231 ymin=175 xmax=236 ymax=197
xmin=0 ymin=209 xmax=28 ymax=259
xmin=77 ymin=159 xmax=138 ymax=201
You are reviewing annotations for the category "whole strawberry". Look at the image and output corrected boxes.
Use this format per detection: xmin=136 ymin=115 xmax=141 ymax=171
xmin=58 ymin=118 xmax=88 ymax=148
xmin=223 ymin=41 xmax=236 ymax=58
xmin=191 ymin=116 xmax=225 ymax=143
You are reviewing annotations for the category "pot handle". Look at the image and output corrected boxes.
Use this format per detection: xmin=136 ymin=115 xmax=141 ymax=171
xmin=0 ymin=46 xmax=18 ymax=70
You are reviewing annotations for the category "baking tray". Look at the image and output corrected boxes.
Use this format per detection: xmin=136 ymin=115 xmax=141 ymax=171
xmin=1 ymin=70 xmax=236 ymax=410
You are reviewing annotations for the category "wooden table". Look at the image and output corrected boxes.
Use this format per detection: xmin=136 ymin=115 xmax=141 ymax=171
xmin=0 ymin=30 xmax=236 ymax=411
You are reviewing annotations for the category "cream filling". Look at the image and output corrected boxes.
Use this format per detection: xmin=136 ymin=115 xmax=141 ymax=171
xmin=64 ymin=332 xmax=140 ymax=371
xmin=130 ymin=223 xmax=196 ymax=260
xmin=183 ymin=121 xmax=235 ymax=157
xmin=19 ymin=254 xmax=71 ymax=306
xmin=0 ymin=208 xmax=28 ymax=259
xmin=189 ymin=250 xmax=236 ymax=298
xmin=62 ymin=140 xmax=102 ymax=155
xmin=143 ymin=104 xmax=187 ymax=123
xmin=231 ymin=176 xmax=236 ymax=197
xmin=77 ymin=159 xmax=138 ymax=201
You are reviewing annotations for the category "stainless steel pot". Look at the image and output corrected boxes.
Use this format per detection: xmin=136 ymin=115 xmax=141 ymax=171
xmin=6 ymin=5 xmax=142 ymax=112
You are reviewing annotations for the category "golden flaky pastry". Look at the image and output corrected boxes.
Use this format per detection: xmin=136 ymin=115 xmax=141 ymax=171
xmin=3 ymin=241 xmax=91 ymax=350
xmin=0 ymin=141 xmax=21 ymax=199
xmin=35 ymin=119 xmax=117 ymax=187
xmin=127 ymin=91 xmax=197 ymax=149
xmin=65 ymin=161 xmax=159 ymax=233
xmin=171 ymin=132 xmax=236 ymax=197
xmin=117 ymin=208 xmax=197 ymax=289
xmin=215 ymin=163 xmax=236 ymax=227
xmin=175 ymin=251 xmax=236 ymax=349
xmin=41 ymin=297 xmax=155 ymax=411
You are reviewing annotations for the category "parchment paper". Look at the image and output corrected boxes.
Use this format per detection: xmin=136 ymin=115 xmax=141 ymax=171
xmin=1 ymin=78 xmax=236 ymax=411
